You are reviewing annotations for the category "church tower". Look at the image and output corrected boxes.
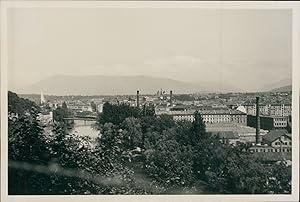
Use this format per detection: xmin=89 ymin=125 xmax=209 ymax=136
xmin=40 ymin=90 xmax=46 ymax=104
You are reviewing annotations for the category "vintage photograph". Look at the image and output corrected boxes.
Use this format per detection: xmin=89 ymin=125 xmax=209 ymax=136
xmin=1 ymin=1 xmax=298 ymax=199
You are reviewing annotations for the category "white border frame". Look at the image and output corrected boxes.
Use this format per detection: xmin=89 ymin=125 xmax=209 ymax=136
xmin=1 ymin=1 xmax=299 ymax=202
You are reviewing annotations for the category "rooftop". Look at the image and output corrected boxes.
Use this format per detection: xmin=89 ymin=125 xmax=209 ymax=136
xmin=163 ymin=107 xmax=246 ymax=116
xmin=200 ymin=109 xmax=246 ymax=115
xmin=206 ymin=123 xmax=268 ymax=134
xmin=263 ymin=129 xmax=291 ymax=143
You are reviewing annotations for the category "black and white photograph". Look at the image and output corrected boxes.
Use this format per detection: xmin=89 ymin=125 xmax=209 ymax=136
xmin=1 ymin=1 xmax=299 ymax=202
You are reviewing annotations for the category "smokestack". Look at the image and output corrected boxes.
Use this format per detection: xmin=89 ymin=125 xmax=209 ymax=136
xmin=170 ymin=90 xmax=173 ymax=106
xmin=256 ymin=97 xmax=261 ymax=144
xmin=136 ymin=90 xmax=140 ymax=108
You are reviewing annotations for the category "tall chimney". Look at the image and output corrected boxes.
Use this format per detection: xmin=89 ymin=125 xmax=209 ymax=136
xmin=170 ymin=90 xmax=173 ymax=106
xmin=136 ymin=90 xmax=140 ymax=108
xmin=256 ymin=97 xmax=261 ymax=144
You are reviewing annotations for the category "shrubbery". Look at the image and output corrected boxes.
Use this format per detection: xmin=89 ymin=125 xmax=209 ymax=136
xmin=8 ymin=92 xmax=291 ymax=194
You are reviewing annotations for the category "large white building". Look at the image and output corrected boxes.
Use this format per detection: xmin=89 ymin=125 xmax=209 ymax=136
xmin=156 ymin=106 xmax=247 ymax=125
xmin=243 ymin=103 xmax=292 ymax=117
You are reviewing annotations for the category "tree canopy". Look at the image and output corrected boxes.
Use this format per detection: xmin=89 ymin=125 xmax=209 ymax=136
xmin=8 ymin=92 xmax=292 ymax=194
xmin=96 ymin=102 xmax=140 ymax=127
xmin=8 ymin=91 xmax=40 ymax=115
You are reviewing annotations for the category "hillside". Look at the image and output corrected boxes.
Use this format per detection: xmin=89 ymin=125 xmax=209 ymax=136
xmin=269 ymin=85 xmax=292 ymax=92
xmin=8 ymin=91 xmax=40 ymax=115
xmin=262 ymin=78 xmax=292 ymax=92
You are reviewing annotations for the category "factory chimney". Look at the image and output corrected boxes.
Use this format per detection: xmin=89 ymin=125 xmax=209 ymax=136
xmin=170 ymin=90 xmax=173 ymax=106
xmin=255 ymin=96 xmax=261 ymax=145
xmin=136 ymin=90 xmax=140 ymax=108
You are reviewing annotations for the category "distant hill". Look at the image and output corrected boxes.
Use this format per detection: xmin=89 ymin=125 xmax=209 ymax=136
xmin=17 ymin=75 xmax=241 ymax=95
xmin=269 ymin=85 xmax=292 ymax=92
xmin=262 ymin=78 xmax=292 ymax=92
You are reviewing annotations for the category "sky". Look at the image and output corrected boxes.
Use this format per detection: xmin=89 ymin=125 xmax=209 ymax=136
xmin=7 ymin=8 xmax=292 ymax=92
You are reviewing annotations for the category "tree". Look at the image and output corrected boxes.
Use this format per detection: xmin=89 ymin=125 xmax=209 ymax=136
xmin=53 ymin=106 xmax=69 ymax=123
xmin=45 ymin=121 xmax=145 ymax=194
xmin=193 ymin=141 xmax=291 ymax=194
xmin=9 ymin=91 xmax=291 ymax=194
xmin=8 ymin=92 xmax=49 ymax=163
xmin=8 ymin=92 xmax=50 ymax=194
xmin=143 ymin=131 xmax=161 ymax=150
xmin=267 ymin=162 xmax=291 ymax=194
xmin=189 ymin=110 xmax=207 ymax=146
xmin=62 ymin=101 xmax=68 ymax=110
xmin=140 ymin=114 xmax=176 ymax=134
xmin=8 ymin=91 xmax=40 ymax=115
xmin=223 ymin=154 xmax=270 ymax=194
xmin=140 ymin=104 xmax=155 ymax=117
xmin=175 ymin=120 xmax=193 ymax=146
xmin=192 ymin=135 xmax=221 ymax=180
xmin=95 ymin=102 xmax=140 ymax=127
xmin=93 ymin=123 xmax=146 ymax=194
xmin=48 ymin=122 xmax=72 ymax=164
xmin=91 ymin=101 xmax=97 ymax=112
xmin=53 ymin=103 xmax=73 ymax=129
xmin=144 ymin=129 xmax=195 ymax=189
xmin=8 ymin=113 xmax=49 ymax=163
xmin=120 ymin=117 xmax=143 ymax=150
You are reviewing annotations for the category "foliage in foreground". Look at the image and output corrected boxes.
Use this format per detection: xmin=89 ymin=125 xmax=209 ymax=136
xmin=8 ymin=92 xmax=291 ymax=194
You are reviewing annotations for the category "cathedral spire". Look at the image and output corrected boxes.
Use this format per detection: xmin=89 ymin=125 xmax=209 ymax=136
xmin=41 ymin=90 xmax=46 ymax=104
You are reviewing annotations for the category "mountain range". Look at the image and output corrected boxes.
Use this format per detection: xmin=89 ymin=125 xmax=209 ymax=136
xmin=18 ymin=75 xmax=241 ymax=95
xmin=16 ymin=75 xmax=292 ymax=95
xmin=262 ymin=78 xmax=292 ymax=92
xmin=269 ymin=85 xmax=292 ymax=92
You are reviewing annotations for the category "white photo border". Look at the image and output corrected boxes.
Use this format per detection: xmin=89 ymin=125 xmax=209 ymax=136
xmin=1 ymin=1 xmax=299 ymax=202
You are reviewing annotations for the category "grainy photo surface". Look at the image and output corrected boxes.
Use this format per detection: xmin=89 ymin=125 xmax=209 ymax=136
xmin=3 ymin=4 xmax=296 ymax=196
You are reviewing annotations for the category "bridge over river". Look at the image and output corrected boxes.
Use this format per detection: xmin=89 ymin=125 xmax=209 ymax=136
xmin=64 ymin=115 xmax=96 ymax=125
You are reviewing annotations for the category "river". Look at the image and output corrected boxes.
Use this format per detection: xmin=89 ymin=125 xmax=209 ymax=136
xmin=70 ymin=119 xmax=99 ymax=139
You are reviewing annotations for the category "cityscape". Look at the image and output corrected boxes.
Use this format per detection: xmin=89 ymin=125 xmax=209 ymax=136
xmin=7 ymin=87 xmax=293 ymax=194
xmin=5 ymin=6 xmax=294 ymax=196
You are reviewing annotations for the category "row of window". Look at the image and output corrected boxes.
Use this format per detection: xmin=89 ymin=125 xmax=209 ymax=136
xmin=174 ymin=116 xmax=194 ymax=121
xmin=274 ymin=122 xmax=287 ymax=127
xmin=174 ymin=115 xmax=246 ymax=122
xmin=251 ymin=148 xmax=292 ymax=153
xmin=245 ymin=106 xmax=291 ymax=110
xmin=247 ymin=112 xmax=291 ymax=117
xmin=274 ymin=118 xmax=287 ymax=121
xmin=274 ymin=141 xmax=291 ymax=146
xmin=204 ymin=114 xmax=230 ymax=117
xmin=203 ymin=118 xmax=246 ymax=123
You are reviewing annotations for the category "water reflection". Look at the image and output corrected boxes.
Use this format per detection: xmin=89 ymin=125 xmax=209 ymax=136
xmin=70 ymin=120 xmax=99 ymax=139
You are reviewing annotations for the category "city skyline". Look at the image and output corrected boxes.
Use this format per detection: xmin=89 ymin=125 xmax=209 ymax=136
xmin=7 ymin=8 xmax=292 ymax=93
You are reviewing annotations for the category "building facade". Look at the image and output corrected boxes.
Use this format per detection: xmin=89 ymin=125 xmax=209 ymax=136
xmin=243 ymin=104 xmax=291 ymax=117
xmin=156 ymin=107 xmax=247 ymax=125
xmin=247 ymin=115 xmax=288 ymax=130
xmin=248 ymin=130 xmax=292 ymax=153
